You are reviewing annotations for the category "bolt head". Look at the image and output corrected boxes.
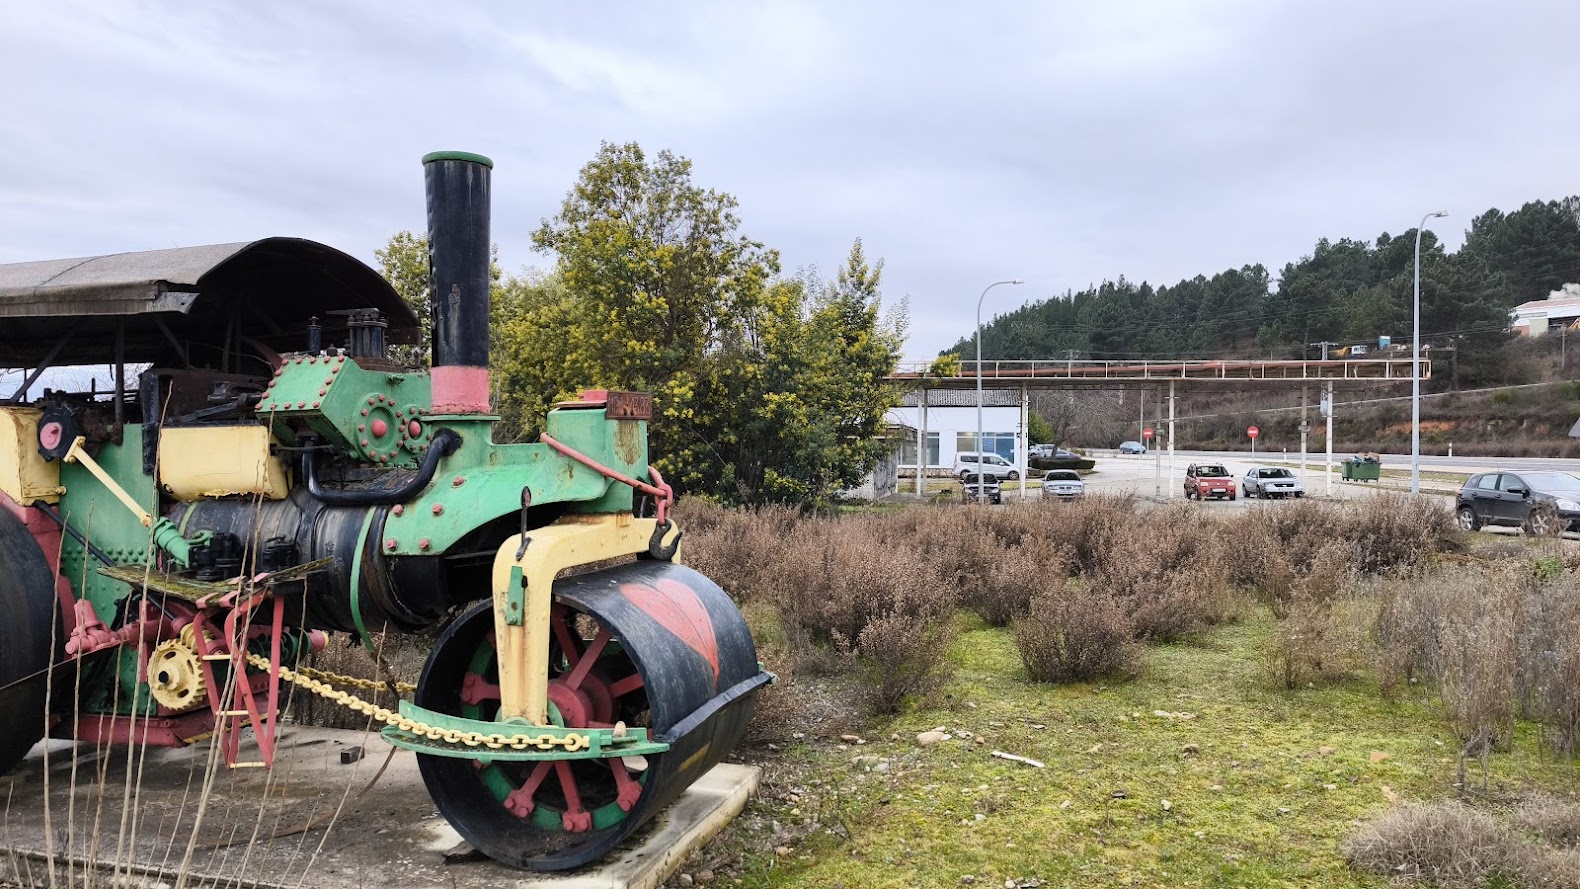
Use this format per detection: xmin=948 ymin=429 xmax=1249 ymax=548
xmin=311 ymin=401 xmax=320 ymax=409
xmin=417 ymin=538 xmax=431 ymax=551
xmin=431 ymin=504 xmax=443 ymax=516
xmin=297 ymin=401 xmax=306 ymax=408
xmin=452 ymin=475 xmax=466 ymax=487
xmin=384 ymin=538 xmax=397 ymax=550
xmin=392 ymin=504 xmax=404 ymax=516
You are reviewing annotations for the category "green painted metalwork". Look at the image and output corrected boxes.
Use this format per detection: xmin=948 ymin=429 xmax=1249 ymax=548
xmin=503 ymin=565 xmax=525 ymax=626
xmin=381 ymin=701 xmax=668 ymax=761
xmin=348 ymin=509 xmax=378 ymax=649
xmin=258 ymin=355 xmax=433 ymax=467
xmin=421 ymin=150 xmax=494 ymax=168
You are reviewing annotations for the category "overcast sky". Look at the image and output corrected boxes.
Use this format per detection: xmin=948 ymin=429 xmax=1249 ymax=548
xmin=3 ymin=1 xmax=1577 ymax=358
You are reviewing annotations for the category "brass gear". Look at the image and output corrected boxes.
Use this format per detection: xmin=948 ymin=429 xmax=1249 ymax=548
xmin=148 ymin=636 xmax=206 ymax=713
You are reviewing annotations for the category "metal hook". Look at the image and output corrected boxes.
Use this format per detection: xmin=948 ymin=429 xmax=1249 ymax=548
xmin=647 ymin=519 xmax=681 ymax=561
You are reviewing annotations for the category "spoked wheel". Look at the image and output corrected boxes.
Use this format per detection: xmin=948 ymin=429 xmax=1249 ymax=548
xmin=416 ymin=599 xmax=651 ymax=868
xmin=415 ymin=561 xmax=768 ymax=871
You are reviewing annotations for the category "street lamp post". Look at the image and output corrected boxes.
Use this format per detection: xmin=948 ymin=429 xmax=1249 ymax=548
xmin=975 ymin=279 xmax=1024 ymax=503
xmin=1412 ymin=210 xmax=1448 ymax=495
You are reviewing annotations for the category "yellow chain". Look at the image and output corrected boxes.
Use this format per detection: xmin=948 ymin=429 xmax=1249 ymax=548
xmin=288 ymin=663 xmax=417 ymax=694
xmin=248 ymin=653 xmax=589 ymax=752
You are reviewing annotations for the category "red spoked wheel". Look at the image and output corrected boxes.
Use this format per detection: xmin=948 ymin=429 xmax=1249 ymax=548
xmin=415 ymin=598 xmax=655 ymax=869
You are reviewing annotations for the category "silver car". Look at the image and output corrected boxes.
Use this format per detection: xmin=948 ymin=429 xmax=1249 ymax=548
xmin=1041 ymin=469 xmax=1085 ymax=499
xmin=1243 ymin=466 xmax=1304 ymax=499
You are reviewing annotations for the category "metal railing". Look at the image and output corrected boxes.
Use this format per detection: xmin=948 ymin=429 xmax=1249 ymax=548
xmin=891 ymin=357 xmax=1428 ymax=381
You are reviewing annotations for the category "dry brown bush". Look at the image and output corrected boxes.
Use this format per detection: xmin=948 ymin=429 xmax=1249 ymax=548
xmin=1513 ymin=795 xmax=1580 ymax=849
xmin=672 ymin=500 xmax=801 ymax=603
xmin=1516 ymin=575 xmax=1580 ymax=758
xmin=1013 ymin=587 xmax=1140 ymax=683
xmin=851 ymin=607 xmax=958 ymax=712
xmin=1433 ymin=567 xmax=1522 ymax=751
xmin=1347 ymin=800 xmax=1580 ymax=888
xmin=1085 ymin=511 xmax=1238 ymax=641
xmin=1374 ymin=570 xmax=1441 ymax=699
xmin=1346 ymin=493 xmax=1460 ymax=573
xmin=1265 ymin=590 xmax=1372 ymax=689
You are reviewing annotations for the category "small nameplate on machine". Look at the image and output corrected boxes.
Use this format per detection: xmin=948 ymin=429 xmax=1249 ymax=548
xmin=605 ymin=392 xmax=653 ymax=420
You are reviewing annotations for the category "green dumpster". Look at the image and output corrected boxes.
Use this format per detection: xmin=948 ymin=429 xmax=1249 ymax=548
xmin=1342 ymin=456 xmax=1381 ymax=482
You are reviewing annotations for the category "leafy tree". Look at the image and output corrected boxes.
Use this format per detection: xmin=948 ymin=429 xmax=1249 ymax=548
xmin=504 ymin=142 xmax=903 ymax=506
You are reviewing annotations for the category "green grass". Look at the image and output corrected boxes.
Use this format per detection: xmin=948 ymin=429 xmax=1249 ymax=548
xmin=722 ymin=613 xmax=1576 ymax=888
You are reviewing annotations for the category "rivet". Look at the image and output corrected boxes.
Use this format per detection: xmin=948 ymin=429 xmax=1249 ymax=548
xmin=378 ymin=395 xmax=387 ymax=403
xmin=378 ymin=454 xmax=389 ymax=463
xmin=308 ymin=355 xmax=318 ymax=364
xmin=311 ymin=401 xmax=320 ymax=409
xmin=368 ymin=396 xmax=377 ymax=405
xmin=297 ymin=401 xmax=306 ymax=408
xmin=295 ymin=357 xmax=304 ymax=364
xmin=431 ymin=504 xmax=443 ymax=516
xmin=331 ymin=366 xmax=340 ymax=374
xmin=358 ymin=424 xmax=366 ymax=432
xmin=318 ymin=389 xmax=327 ymax=396
xmin=324 ymin=378 xmax=333 ymax=385
xmin=360 ymin=409 xmax=368 ymax=416
xmin=273 ymin=366 xmax=284 ymax=377
xmin=417 ymin=538 xmax=431 ymax=551
xmin=392 ymin=504 xmax=404 ymax=516
xmin=361 ymin=439 xmax=370 ymax=447
xmin=452 ymin=476 xmax=466 ymax=487
xmin=338 ymin=356 xmax=346 ymax=363
xmin=384 ymin=538 xmax=397 ymax=550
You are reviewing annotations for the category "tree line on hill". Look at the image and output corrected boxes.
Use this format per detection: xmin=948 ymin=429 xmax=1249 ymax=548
xmin=948 ymin=198 xmax=1580 ymax=389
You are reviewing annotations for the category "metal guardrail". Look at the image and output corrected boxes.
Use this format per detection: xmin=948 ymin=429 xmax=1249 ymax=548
xmin=891 ymin=358 xmax=1428 ymax=381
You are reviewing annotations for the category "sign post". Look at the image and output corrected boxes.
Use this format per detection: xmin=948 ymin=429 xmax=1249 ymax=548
xmin=1248 ymin=424 xmax=1260 ymax=456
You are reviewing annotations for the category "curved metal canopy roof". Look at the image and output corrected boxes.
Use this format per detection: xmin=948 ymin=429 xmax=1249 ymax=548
xmin=0 ymin=237 xmax=420 ymax=369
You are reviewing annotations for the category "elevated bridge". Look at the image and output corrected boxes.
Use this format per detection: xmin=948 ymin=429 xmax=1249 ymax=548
xmin=886 ymin=358 xmax=1429 ymax=498
xmin=888 ymin=357 xmax=1426 ymax=391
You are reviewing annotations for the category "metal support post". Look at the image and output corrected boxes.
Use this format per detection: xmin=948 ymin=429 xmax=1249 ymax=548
xmin=1168 ymin=381 xmax=1176 ymax=498
xmin=917 ymin=388 xmax=928 ymax=496
xmin=1019 ymin=382 xmax=1029 ymax=500
xmin=1324 ymin=380 xmax=1334 ymax=498
xmin=1299 ymin=385 xmax=1309 ymax=489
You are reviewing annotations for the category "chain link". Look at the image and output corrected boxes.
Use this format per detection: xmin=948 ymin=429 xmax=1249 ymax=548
xmin=288 ymin=663 xmax=418 ymax=694
xmin=247 ymin=653 xmax=590 ymax=752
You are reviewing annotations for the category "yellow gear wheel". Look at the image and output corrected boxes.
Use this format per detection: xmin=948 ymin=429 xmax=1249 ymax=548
xmin=148 ymin=637 xmax=207 ymax=713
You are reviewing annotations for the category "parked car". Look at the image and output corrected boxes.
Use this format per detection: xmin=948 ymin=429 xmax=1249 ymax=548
xmin=1243 ymin=466 xmax=1304 ymax=499
xmin=1118 ymin=440 xmax=1146 ymax=455
xmin=1041 ymin=469 xmax=1085 ymax=499
xmin=954 ymin=451 xmax=1019 ymax=481
xmin=1455 ymin=471 xmax=1580 ymax=534
xmin=1184 ymin=463 xmax=1236 ymax=500
xmin=961 ymin=473 xmax=1002 ymax=505
xmin=1029 ymin=444 xmax=1054 ymax=459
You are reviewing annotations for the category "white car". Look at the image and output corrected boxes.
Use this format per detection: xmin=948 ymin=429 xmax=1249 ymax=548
xmin=1041 ymin=469 xmax=1085 ymax=499
xmin=954 ymin=452 xmax=1019 ymax=481
xmin=1243 ymin=466 xmax=1304 ymax=499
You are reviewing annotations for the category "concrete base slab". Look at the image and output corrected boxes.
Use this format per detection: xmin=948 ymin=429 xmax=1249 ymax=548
xmin=0 ymin=727 xmax=758 ymax=889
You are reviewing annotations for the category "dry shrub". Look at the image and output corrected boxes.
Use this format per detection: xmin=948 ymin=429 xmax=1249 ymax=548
xmin=1086 ymin=511 xmax=1237 ymax=641
xmin=1346 ymin=800 xmax=1580 ymax=889
xmin=1513 ymin=794 xmax=1580 ymax=849
xmin=1014 ymin=587 xmax=1140 ymax=683
xmin=1433 ymin=567 xmax=1522 ymax=750
xmin=852 ymin=608 xmax=958 ymax=713
xmin=1346 ymin=494 xmax=1460 ymax=573
xmin=1515 ymin=575 xmax=1580 ymax=758
xmin=672 ymin=500 xmax=801 ymax=603
xmin=1265 ymin=590 xmax=1372 ymax=689
xmin=1046 ymin=493 xmax=1136 ymax=575
xmin=968 ymin=545 xmax=1069 ymax=626
xmin=1374 ymin=570 xmax=1440 ymax=698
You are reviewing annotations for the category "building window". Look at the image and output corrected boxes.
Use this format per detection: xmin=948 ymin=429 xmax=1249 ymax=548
xmin=901 ymin=432 xmax=940 ymax=467
xmin=956 ymin=432 xmax=1016 ymax=461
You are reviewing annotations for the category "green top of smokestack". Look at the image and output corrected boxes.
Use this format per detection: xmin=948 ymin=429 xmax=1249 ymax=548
xmin=421 ymin=151 xmax=494 ymax=169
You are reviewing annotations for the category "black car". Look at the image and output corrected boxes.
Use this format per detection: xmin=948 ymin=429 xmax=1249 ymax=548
xmin=961 ymin=473 xmax=1002 ymax=505
xmin=1455 ymin=471 xmax=1580 ymax=534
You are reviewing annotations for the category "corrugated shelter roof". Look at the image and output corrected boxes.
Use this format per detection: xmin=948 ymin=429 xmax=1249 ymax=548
xmin=0 ymin=238 xmax=419 ymax=368
xmin=1512 ymin=296 xmax=1580 ymax=315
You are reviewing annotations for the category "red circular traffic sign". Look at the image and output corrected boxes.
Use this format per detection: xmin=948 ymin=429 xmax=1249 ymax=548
xmin=1247 ymin=425 xmax=1260 ymax=439
xmin=1142 ymin=427 xmax=1153 ymax=440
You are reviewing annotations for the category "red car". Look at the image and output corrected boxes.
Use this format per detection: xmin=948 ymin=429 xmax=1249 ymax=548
xmin=1184 ymin=463 xmax=1236 ymax=500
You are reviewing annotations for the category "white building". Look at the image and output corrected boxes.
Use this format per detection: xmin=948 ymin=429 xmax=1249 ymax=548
xmin=887 ymin=388 xmax=1025 ymax=475
xmin=1512 ymin=284 xmax=1580 ymax=336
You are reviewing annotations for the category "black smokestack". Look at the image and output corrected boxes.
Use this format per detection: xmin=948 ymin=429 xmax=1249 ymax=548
xmin=422 ymin=150 xmax=492 ymax=413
